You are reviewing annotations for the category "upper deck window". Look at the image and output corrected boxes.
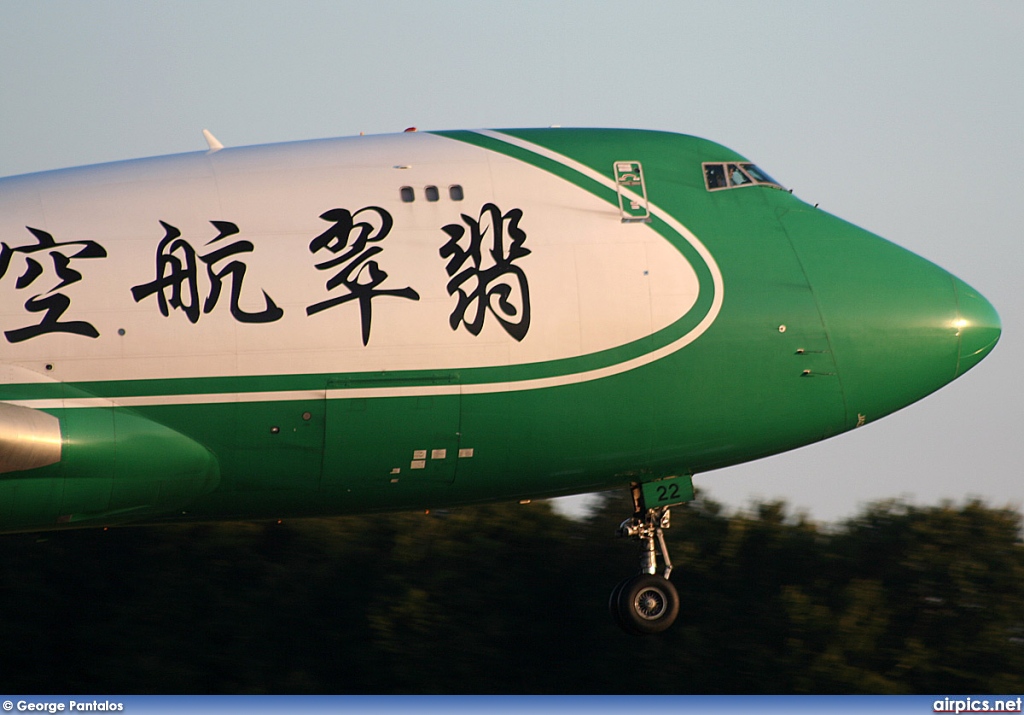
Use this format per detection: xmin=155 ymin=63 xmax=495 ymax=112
xmin=703 ymin=162 xmax=784 ymax=192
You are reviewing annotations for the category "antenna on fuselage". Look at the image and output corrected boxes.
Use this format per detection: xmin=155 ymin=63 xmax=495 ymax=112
xmin=202 ymin=129 xmax=224 ymax=153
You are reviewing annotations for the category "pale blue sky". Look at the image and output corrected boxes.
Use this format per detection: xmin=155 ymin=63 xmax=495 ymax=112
xmin=1 ymin=1 xmax=1020 ymax=523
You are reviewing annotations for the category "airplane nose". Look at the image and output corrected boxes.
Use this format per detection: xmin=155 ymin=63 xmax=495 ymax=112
xmin=776 ymin=206 xmax=999 ymax=429
xmin=953 ymin=277 xmax=1001 ymax=377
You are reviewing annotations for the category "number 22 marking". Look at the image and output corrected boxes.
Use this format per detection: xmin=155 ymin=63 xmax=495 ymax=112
xmin=656 ymin=483 xmax=681 ymax=502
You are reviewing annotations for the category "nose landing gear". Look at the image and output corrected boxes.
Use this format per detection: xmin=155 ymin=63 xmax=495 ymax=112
xmin=609 ymin=478 xmax=691 ymax=634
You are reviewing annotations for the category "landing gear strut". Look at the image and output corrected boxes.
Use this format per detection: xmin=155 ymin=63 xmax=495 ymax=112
xmin=609 ymin=480 xmax=688 ymax=634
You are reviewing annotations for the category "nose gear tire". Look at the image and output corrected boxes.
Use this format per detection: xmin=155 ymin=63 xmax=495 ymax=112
xmin=613 ymin=573 xmax=680 ymax=635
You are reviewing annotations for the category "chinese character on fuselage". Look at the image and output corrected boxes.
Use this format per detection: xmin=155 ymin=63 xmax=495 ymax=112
xmin=0 ymin=227 xmax=107 ymax=343
xmin=306 ymin=207 xmax=420 ymax=346
xmin=131 ymin=221 xmax=283 ymax=324
xmin=440 ymin=203 xmax=531 ymax=341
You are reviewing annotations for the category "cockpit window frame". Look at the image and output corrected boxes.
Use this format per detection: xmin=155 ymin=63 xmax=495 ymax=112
xmin=703 ymin=162 xmax=785 ymax=192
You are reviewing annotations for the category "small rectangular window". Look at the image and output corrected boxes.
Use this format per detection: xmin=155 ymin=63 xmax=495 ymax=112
xmin=704 ymin=164 xmax=727 ymax=190
xmin=400 ymin=186 xmax=415 ymax=202
xmin=425 ymin=185 xmax=439 ymax=202
xmin=449 ymin=184 xmax=464 ymax=201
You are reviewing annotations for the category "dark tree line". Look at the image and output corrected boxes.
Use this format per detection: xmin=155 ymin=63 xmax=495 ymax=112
xmin=0 ymin=492 xmax=1020 ymax=694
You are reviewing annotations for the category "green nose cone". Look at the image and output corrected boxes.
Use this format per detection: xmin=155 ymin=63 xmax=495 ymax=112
xmin=954 ymin=277 xmax=1001 ymax=377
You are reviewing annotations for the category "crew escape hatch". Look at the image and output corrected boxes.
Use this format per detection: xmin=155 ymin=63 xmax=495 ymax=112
xmin=613 ymin=161 xmax=651 ymax=223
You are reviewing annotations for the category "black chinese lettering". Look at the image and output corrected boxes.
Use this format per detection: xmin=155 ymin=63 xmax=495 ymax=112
xmin=200 ymin=221 xmax=283 ymax=323
xmin=131 ymin=222 xmax=200 ymax=321
xmin=306 ymin=207 xmax=419 ymax=346
xmin=0 ymin=227 xmax=107 ymax=343
xmin=439 ymin=203 xmax=531 ymax=341
xmin=131 ymin=221 xmax=283 ymax=324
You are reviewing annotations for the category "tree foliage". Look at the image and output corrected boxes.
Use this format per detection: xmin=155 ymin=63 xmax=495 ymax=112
xmin=0 ymin=494 xmax=1020 ymax=693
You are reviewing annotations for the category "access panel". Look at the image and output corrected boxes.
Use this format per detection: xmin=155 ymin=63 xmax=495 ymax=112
xmin=322 ymin=374 xmax=461 ymax=494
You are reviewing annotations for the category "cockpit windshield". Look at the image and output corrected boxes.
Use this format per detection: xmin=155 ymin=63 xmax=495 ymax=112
xmin=703 ymin=162 xmax=784 ymax=192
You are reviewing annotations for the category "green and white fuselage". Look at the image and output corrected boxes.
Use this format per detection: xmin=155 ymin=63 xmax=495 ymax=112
xmin=0 ymin=128 xmax=1001 ymax=533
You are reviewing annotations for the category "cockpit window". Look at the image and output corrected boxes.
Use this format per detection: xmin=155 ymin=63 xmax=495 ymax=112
xmin=703 ymin=162 xmax=784 ymax=192
xmin=705 ymin=164 xmax=727 ymax=189
xmin=727 ymin=164 xmax=752 ymax=187
xmin=742 ymin=164 xmax=781 ymax=186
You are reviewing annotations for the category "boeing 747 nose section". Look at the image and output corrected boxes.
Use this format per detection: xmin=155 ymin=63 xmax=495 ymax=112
xmin=776 ymin=205 xmax=1000 ymax=429
xmin=953 ymin=276 xmax=1002 ymax=378
xmin=0 ymin=126 xmax=1001 ymax=634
